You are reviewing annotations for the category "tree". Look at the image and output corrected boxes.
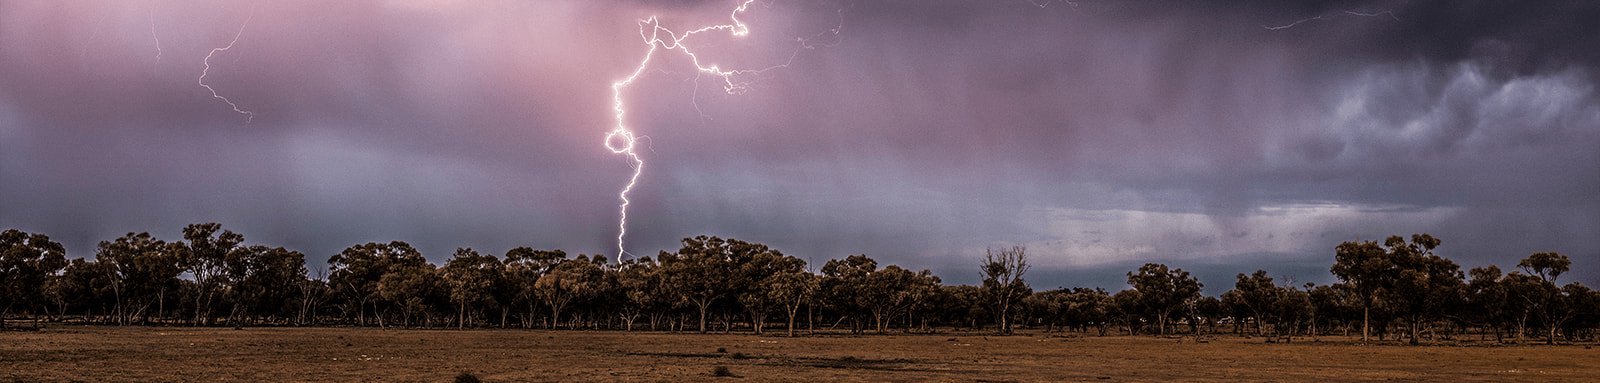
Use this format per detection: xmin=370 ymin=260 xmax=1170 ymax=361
xmin=1125 ymin=263 xmax=1201 ymax=335
xmin=981 ymin=246 xmax=1030 ymax=335
xmin=177 ymin=223 xmax=244 ymax=325
xmin=328 ymin=241 xmax=428 ymax=327
xmin=1465 ymin=265 xmax=1509 ymax=341
xmin=1518 ymin=252 xmax=1572 ymax=344
xmin=614 ymin=256 xmax=666 ymax=331
xmin=535 ymin=255 xmax=604 ymax=329
xmin=1384 ymin=234 xmax=1462 ymax=345
xmin=1194 ymin=295 xmax=1224 ymax=335
xmin=727 ymin=240 xmax=802 ymax=335
xmin=822 ymin=254 xmax=877 ymax=334
xmin=442 ymin=248 xmax=503 ymax=329
xmin=1233 ymin=270 xmax=1279 ymax=335
xmin=503 ymin=247 xmax=566 ymax=328
xmin=224 ymin=245 xmax=307 ymax=325
xmin=0 ymin=229 xmax=67 ymax=328
xmin=662 ymin=238 xmax=725 ymax=333
xmin=377 ymin=260 xmax=441 ymax=327
xmin=1060 ymin=288 xmax=1112 ymax=335
xmin=96 ymin=232 xmax=184 ymax=325
xmin=766 ymin=270 xmax=818 ymax=336
xmin=1331 ymin=239 xmax=1392 ymax=342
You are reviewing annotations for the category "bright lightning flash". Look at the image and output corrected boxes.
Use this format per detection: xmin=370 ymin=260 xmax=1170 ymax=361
xmin=606 ymin=0 xmax=822 ymax=260
xmin=199 ymin=9 xmax=257 ymax=123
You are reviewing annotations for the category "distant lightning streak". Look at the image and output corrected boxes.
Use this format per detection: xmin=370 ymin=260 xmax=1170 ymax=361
xmin=80 ymin=12 xmax=109 ymax=58
xmin=149 ymin=10 xmax=162 ymax=64
xmin=605 ymin=0 xmax=840 ymax=260
xmin=1264 ymin=9 xmax=1399 ymax=30
xmin=199 ymin=8 xmax=257 ymax=123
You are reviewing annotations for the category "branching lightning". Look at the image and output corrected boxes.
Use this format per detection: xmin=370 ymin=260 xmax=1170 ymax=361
xmin=605 ymin=0 xmax=840 ymax=260
xmin=199 ymin=8 xmax=258 ymax=123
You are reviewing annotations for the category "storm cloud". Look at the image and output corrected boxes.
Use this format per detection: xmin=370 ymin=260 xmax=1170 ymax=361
xmin=2 ymin=0 xmax=1596 ymax=289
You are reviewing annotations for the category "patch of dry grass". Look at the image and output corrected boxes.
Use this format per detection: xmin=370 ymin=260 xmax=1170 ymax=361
xmin=2 ymin=327 xmax=1596 ymax=382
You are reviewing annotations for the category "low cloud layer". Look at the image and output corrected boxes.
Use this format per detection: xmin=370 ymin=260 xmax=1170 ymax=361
xmin=2 ymin=0 xmax=1596 ymax=287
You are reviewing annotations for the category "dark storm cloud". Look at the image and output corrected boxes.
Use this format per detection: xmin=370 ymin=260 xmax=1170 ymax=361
xmin=1 ymin=0 xmax=1595 ymax=288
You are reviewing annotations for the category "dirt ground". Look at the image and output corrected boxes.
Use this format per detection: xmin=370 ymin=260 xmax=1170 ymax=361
xmin=2 ymin=326 xmax=1596 ymax=382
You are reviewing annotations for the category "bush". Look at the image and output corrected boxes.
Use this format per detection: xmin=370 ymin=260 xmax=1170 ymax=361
xmin=712 ymin=366 xmax=734 ymax=377
xmin=455 ymin=372 xmax=482 ymax=383
xmin=715 ymin=347 xmax=727 ymax=353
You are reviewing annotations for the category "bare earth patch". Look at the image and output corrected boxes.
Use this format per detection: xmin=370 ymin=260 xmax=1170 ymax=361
xmin=2 ymin=327 xmax=1596 ymax=382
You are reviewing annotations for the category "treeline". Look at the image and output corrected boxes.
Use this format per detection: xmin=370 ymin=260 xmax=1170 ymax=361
xmin=1 ymin=226 xmax=1596 ymax=345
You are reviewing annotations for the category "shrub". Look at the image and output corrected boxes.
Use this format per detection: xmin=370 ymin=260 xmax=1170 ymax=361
xmin=712 ymin=366 xmax=734 ymax=377
xmin=455 ymin=372 xmax=482 ymax=383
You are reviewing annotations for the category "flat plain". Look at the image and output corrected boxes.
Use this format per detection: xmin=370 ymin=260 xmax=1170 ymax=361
xmin=2 ymin=326 xmax=1596 ymax=382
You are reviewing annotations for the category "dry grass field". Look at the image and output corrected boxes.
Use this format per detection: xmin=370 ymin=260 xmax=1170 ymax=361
xmin=2 ymin=326 xmax=1597 ymax=382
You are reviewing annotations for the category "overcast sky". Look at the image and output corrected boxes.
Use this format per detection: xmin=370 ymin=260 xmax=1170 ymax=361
xmin=2 ymin=0 xmax=1596 ymax=290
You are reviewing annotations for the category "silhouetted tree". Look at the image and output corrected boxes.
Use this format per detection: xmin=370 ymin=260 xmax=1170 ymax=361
xmin=1331 ymin=239 xmax=1391 ymax=341
xmin=97 ymin=232 xmax=183 ymax=325
xmin=1126 ymin=263 xmax=1201 ymax=335
xmin=177 ymin=223 xmax=243 ymax=326
xmin=1383 ymin=234 xmax=1462 ymax=345
xmin=224 ymin=245 xmax=306 ymax=325
xmin=0 ymin=229 xmax=67 ymax=328
xmin=1518 ymin=252 xmax=1571 ymax=344
xmin=981 ymin=246 xmax=1030 ymax=335
xmin=328 ymin=241 xmax=427 ymax=327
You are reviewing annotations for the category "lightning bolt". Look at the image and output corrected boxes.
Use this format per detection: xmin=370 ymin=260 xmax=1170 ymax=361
xmin=605 ymin=1 xmax=841 ymax=260
xmin=199 ymin=8 xmax=257 ymax=123
xmin=1263 ymin=9 xmax=1399 ymax=30
xmin=79 ymin=12 xmax=109 ymax=58
xmin=149 ymin=9 xmax=162 ymax=64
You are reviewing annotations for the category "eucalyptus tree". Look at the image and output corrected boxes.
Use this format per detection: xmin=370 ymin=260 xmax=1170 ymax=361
xmin=503 ymin=247 xmax=566 ymax=328
xmin=0 ymin=229 xmax=67 ymax=328
xmin=224 ymin=245 xmax=307 ymax=324
xmin=1518 ymin=252 xmax=1572 ymax=344
xmin=442 ymin=248 xmax=503 ymax=328
xmin=535 ymin=255 xmax=606 ymax=329
xmin=981 ymin=246 xmax=1031 ymax=335
xmin=177 ymin=223 xmax=244 ymax=325
xmin=822 ymin=254 xmax=877 ymax=334
xmin=766 ymin=269 xmax=819 ymax=336
xmin=1232 ymin=270 xmax=1279 ymax=335
xmin=1383 ymin=234 xmax=1463 ymax=345
xmin=97 ymin=232 xmax=184 ymax=325
xmin=328 ymin=241 xmax=428 ymax=326
xmin=1331 ymin=239 xmax=1392 ymax=341
xmin=727 ymin=240 xmax=802 ymax=335
xmin=1126 ymin=263 xmax=1201 ymax=335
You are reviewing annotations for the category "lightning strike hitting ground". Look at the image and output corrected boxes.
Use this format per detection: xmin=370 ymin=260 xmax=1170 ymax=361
xmin=199 ymin=9 xmax=258 ymax=123
xmin=605 ymin=1 xmax=840 ymax=260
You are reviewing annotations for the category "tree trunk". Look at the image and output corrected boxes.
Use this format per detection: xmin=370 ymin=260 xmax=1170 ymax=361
xmin=696 ymin=302 xmax=709 ymax=334
xmin=1361 ymin=304 xmax=1371 ymax=342
xmin=786 ymin=305 xmax=798 ymax=337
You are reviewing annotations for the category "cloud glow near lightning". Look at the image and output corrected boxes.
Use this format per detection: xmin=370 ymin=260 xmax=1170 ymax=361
xmin=605 ymin=0 xmax=836 ymax=260
xmin=199 ymin=9 xmax=257 ymax=123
